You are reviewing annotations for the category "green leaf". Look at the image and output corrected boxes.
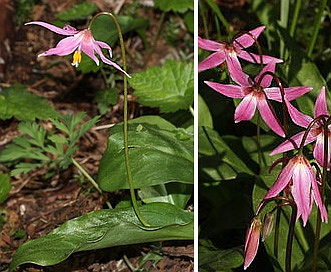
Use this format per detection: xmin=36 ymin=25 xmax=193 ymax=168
xmin=198 ymin=126 xmax=254 ymax=181
xmin=98 ymin=116 xmax=193 ymax=191
xmin=129 ymin=60 xmax=193 ymax=113
xmin=199 ymin=239 xmax=243 ymax=271
xmin=55 ymin=2 xmax=98 ymax=21
xmin=0 ymin=85 xmax=59 ymax=121
xmin=154 ymin=0 xmax=193 ymax=13
xmin=9 ymin=202 xmax=193 ymax=271
xmin=183 ymin=11 xmax=194 ymax=33
xmin=95 ymin=88 xmax=118 ymax=115
xmin=0 ymin=174 xmax=11 ymax=204
xmin=198 ymin=94 xmax=213 ymax=128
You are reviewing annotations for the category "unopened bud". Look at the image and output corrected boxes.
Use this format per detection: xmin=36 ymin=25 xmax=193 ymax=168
xmin=244 ymin=217 xmax=262 ymax=270
xmin=262 ymin=212 xmax=274 ymax=242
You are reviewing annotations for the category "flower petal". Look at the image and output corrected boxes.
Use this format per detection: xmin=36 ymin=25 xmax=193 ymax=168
xmin=254 ymin=62 xmax=276 ymax=88
xmin=265 ymin=158 xmax=297 ymax=200
xmin=81 ymin=39 xmax=100 ymax=66
xmin=314 ymin=86 xmax=328 ymax=117
xmin=270 ymin=130 xmax=316 ymax=156
xmin=311 ymin=177 xmax=328 ymax=223
xmin=313 ymin=133 xmax=330 ymax=169
xmin=257 ymin=98 xmax=285 ymax=137
xmin=204 ymin=81 xmax=244 ymax=98
xmin=234 ymin=26 xmax=265 ymax=49
xmin=265 ymin=86 xmax=312 ymax=102
xmin=96 ymin=41 xmax=112 ymax=58
xmin=198 ymin=52 xmax=226 ymax=72
xmin=25 ymin=21 xmax=78 ymax=36
xmin=239 ymin=51 xmax=283 ymax=64
xmin=198 ymin=36 xmax=222 ymax=51
xmin=95 ymin=46 xmax=131 ymax=78
xmin=38 ymin=36 xmax=80 ymax=57
xmin=234 ymin=93 xmax=257 ymax=122
xmin=285 ymin=100 xmax=312 ymax=128
xmin=244 ymin=218 xmax=261 ymax=270
xmin=226 ymin=55 xmax=250 ymax=86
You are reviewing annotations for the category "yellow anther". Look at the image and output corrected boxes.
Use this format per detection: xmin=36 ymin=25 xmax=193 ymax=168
xmin=72 ymin=50 xmax=82 ymax=67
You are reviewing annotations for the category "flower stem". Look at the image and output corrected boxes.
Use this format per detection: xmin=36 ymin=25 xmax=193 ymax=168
xmin=90 ymin=12 xmax=150 ymax=227
xmin=203 ymin=0 xmax=231 ymax=34
xmin=285 ymin=202 xmax=297 ymax=272
xmin=71 ymin=157 xmax=113 ymax=209
xmin=307 ymin=0 xmax=327 ymax=58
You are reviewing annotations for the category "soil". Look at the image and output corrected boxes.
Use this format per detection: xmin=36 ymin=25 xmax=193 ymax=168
xmin=0 ymin=0 xmax=194 ymax=271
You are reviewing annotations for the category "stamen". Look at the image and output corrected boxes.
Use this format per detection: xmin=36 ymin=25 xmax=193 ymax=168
xmin=72 ymin=50 xmax=82 ymax=67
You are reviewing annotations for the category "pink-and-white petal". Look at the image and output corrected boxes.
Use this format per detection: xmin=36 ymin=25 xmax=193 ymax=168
xmin=257 ymin=98 xmax=285 ymax=137
xmin=198 ymin=52 xmax=226 ymax=72
xmin=314 ymin=86 xmax=328 ymax=118
xmin=234 ymin=26 xmax=265 ymax=49
xmin=96 ymin=41 xmax=113 ymax=58
xmin=264 ymin=86 xmax=312 ymax=102
xmin=226 ymin=55 xmax=250 ymax=86
xmin=234 ymin=93 xmax=257 ymax=122
xmin=311 ymin=178 xmax=328 ymax=223
xmin=38 ymin=36 xmax=80 ymax=57
xmin=285 ymin=100 xmax=313 ymax=128
xmin=313 ymin=133 xmax=330 ymax=169
xmin=81 ymin=39 xmax=100 ymax=66
xmin=254 ymin=62 xmax=276 ymax=88
xmin=244 ymin=218 xmax=261 ymax=270
xmin=204 ymin=81 xmax=244 ymax=98
xmin=239 ymin=51 xmax=283 ymax=65
xmin=264 ymin=159 xmax=295 ymax=199
xmin=25 ymin=21 xmax=79 ymax=36
xmin=198 ymin=36 xmax=222 ymax=51
xmin=270 ymin=130 xmax=317 ymax=156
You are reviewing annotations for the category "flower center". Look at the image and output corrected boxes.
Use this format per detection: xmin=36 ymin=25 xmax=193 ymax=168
xmin=72 ymin=50 xmax=82 ymax=67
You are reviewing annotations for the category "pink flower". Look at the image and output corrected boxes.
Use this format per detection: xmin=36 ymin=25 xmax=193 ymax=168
xmin=25 ymin=21 xmax=130 ymax=77
xmin=271 ymin=87 xmax=331 ymax=168
xmin=198 ymin=26 xmax=282 ymax=81
xmin=204 ymin=62 xmax=312 ymax=137
xmin=263 ymin=154 xmax=328 ymax=226
xmin=244 ymin=217 xmax=262 ymax=270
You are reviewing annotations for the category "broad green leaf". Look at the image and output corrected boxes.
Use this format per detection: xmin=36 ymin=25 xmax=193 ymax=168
xmin=0 ymin=174 xmax=11 ymax=204
xmin=198 ymin=94 xmax=213 ymax=128
xmin=138 ymin=183 xmax=192 ymax=209
xmin=9 ymin=202 xmax=193 ymax=271
xmin=98 ymin=116 xmax=193 ymax=191
xmin=129 ymin=60 xmax=194 ymax=113
xmin=199 ymin=239 xmax=243 ymax=272
xmin=0 ymin=85 xmax=59 ymax=121
xmin=199 ymin=126 xmax=254 ymax=181
xmin=55 ymin=2 xmax=97 ymax=20
xmin=154 ymin=0 xmax=193 ymax=13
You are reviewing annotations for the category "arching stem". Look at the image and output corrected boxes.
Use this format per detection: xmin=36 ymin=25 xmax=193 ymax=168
xmin=89 ymin=12 xmax=150 ymax=227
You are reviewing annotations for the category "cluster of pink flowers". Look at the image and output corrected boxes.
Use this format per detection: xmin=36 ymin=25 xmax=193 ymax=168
xmin=199 ymin=26 xmax=329 ymax=270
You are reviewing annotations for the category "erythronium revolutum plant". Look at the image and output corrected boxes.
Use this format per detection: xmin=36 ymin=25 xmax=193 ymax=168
xmin=199 ymin=18 xmax=330 ymax=271
xmin=8 ymin=8 xmax=193 ymax=271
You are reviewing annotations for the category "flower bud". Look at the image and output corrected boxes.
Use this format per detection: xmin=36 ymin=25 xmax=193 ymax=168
xmin=262 ymin=212 xmax=274 ymax=242
xmin=244 ymin=217 xmax=262 ymax=270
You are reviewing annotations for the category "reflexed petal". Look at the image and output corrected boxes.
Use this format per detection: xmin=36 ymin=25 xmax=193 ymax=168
xmin=311 ymin=178 xmax=328 ymax=223
xmin=198 ymin=52 xmax=226 ymax=72
xmin=291 ymin=159 xmax=313 ymax=225
xmin=254 ymin=62 xmax=276 ymax=88
xmin=81 ymin=39 xmax=100 ymax=66
xmin=244 ymin=217 xmax=261 ymax=270
xmin=314 ymin=86 xmax=328 ymax=117
xmin=38 ymin=36 xmax=80 ymax=57
xmin=264 ymin=159 xmax=295 ymax=199
xmin=257 ymin=98 xmax=285 ymax=137
xmin=204 ymin=81 xmax=244 ymax=98
xmin=234 ymin=26 xmax=265 ymax=49
xmin=239 ymin=51 xmax=283 ymax=64
xmin=95 ymin=46 xmax=131 ymax=78
xmin=25 ymin=21 xmax=78 ymax=35
xmin=285 ymin=100 xmax=312 ymax=128
xmin=96 ymin=41 xmax=112 ymax=58
xmin=265 ymin=86 xmax=312 ymax=102
xmin=198 ymin=36 xmax=222 ymax=51
xmin=270 ymin=130 xmax=316 ymax=156
xmin=313 ymin=133 xmax=330 ymax=169
xmin=234 ymin=94 xmax=257 ymax=122
xmin=226 ymin=55 xmax=250 ymax=86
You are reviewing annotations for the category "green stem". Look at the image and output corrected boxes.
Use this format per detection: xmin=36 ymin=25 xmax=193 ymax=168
xmin=285 ymin=202 xmax=297 ymax=272
xmin=71 ymin=157 xmax=113 ymax=209
xmin=307 ymin=0 xmax=327 ymax=58
xmin=89 ymin=12 xmax=150 ymax=227
xmin=203 ymin=0 xmax=231 ymax=34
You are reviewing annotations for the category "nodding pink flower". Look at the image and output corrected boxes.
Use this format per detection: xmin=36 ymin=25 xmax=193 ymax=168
xmin=271 ymin=87 xmax=331 ymax=169
xmin=198 ymin=26 xmax=282 ymax=82
xmin=204 ymin=62 xmax=312 ymax=137
xmin=25 ymin=21 xmax=130 ymax=77
xmin=244 ymin=217 xmax=262 ymax=270
xmin=263 ymin=154 xmax=328 ymax=226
